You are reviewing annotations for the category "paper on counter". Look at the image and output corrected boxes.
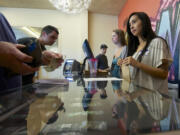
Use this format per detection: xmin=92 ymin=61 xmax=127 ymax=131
xmin=83 ymin=77 xmax=123 ymax=82
xmin=36 ymin=79 xmax=69 ymax=85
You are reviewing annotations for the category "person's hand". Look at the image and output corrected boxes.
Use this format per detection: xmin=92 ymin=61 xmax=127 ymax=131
xmin=98 ymin=69 xmax=107 ymax=72
xmin=105 ymin=67 xmax=110 ymax=72
xmin=0 ymin=42 xmax=39 ymax=75
xmin=117 ymin=59 xmax=123 ymax=66
xmin=123 ymin=92 xmax=132 ymax=102
xmin=42 ymin=50 xmax=64 ymax=67
xmin=122 ymin=56 xmax=139 ymax=67
xmin=116 ymin=90 xmax=132 ymax=101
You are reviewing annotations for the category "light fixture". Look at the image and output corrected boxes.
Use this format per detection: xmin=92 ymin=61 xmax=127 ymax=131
xmin=22 ymin=27 xmax=39 ymax=38
xmin=49 ymin=0 xmax=92 ymax=14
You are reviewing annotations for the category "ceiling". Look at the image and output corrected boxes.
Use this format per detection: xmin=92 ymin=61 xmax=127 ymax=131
xmin=0 ymin=0 xmax=126 ymax=15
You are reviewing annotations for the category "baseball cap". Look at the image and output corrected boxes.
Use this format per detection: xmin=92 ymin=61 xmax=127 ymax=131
xmin=100 ymin=44 xmax=108 ymax=49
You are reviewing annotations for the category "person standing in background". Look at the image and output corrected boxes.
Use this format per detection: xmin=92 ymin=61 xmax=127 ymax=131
xmin=122 ymin=12 xmax=172 ymax=94
xmin=111 ymin=29 xmax=127 ymax=91
xmin=111 ymin=29 xmax=127 ymax=78
xmin=96 ymin=44 xmax=110 ymax=72
xmin=18 ymin=25 xmax=64 ymax=86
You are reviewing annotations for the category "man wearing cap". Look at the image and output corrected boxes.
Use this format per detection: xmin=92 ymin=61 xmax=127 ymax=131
xmin=95 ymin=44 xmax=110 ymax=72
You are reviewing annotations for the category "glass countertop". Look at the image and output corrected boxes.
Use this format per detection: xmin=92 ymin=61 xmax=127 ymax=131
xmin=0 ymin=76 xmax=179 ymax=135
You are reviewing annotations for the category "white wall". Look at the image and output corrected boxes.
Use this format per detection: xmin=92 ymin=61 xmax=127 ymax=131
xmin=0 ymin=7 xmax=88 ymax=79
xmin=88 ymin=13 xmax=118 ymax=67
xmin=0 ymin=8 xmax=119 ymax=79
xmin=0 ymin=7 xmax=88 ymax=62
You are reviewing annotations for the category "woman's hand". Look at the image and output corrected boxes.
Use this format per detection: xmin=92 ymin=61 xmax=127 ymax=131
xmin=117 ymin=59 xmax=123 ymax=66
xmin=123 ymin=57 xmax=168 ymax=79
xmin=122 ymin=56 xmax=140 ymax=67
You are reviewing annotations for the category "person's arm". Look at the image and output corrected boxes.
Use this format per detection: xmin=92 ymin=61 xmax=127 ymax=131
xmin=110 ymin=56 xmax=115 ymax=73
xmin=98 ymin=69 xmax=108 ymax=72
xmin=104 ymin=67 xmax=111 ymax=72
xmin=122 ymin=56 xmax=169 ymax=79
xmin=0 ymin=41 xmax=39 ymax=75
xmin=95 ymin=55 xmax=100 ymax=69
xmin=104 ymin=56 xmax=110 ymax=72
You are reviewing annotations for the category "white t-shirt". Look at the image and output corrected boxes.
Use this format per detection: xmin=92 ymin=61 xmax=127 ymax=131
xmin=129 ymin=38 xmax=173 ymax=94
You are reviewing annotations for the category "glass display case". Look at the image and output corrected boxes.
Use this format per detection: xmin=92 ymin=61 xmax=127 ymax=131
xmin=0 ymin=76 xmax=180 ymax=135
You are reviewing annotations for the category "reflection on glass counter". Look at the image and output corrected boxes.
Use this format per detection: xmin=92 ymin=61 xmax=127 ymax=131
xmin=0 ymin=78 xmax=180 ymax=135
xmin=27 ymin=96 xmax=64 ymax=135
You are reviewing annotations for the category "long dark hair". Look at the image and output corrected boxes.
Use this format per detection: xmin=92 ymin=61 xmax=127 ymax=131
xmin=126 ymin=12 xmax=156 ymax=62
